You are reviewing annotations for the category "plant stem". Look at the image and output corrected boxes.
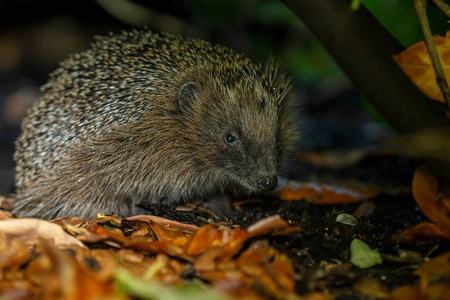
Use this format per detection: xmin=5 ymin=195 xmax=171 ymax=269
xmin=415 ymin=0 xmax=450 ymax=109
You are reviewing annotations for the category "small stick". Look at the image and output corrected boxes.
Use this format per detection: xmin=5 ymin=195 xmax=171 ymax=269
xmin=432 ymin=0 xmax=450 ymax=17
xmin=415 ymin=0 xmax=450 ymax=109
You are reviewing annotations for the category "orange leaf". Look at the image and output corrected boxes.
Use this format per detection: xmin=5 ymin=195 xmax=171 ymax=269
xmin=125 ymin=215 xmax=200 ymax=234
xmin=394 ymin=222 xmax=450 ymax=243
xmin=412 ymin=164 xmax=450 ymax=230
xmin=279 ymin=181 xmax=381 ymax=204
xmin=0 ymin=218 xmax=86 ymax=249
xmin=393 ymin=31 xmax=450 ymax=102
xmin=185 ymin=225 xmax=247 ymax=258
xmin=247 ymin=214 xmax=301 ymax=238
xmin=415 ymin=252 xmax=450 ymax=299
xmin=353 ymin=278 xmax=389 ymax=299
xmin=390 ymin=285 xmax=425 ymax=300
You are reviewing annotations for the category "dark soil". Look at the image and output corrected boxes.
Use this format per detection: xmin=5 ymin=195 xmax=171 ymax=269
xmin=133 ymin=154 xmax=450 ymax=298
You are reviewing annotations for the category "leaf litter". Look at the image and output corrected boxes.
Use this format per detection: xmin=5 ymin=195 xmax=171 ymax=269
xmin=0 ymin=209 xmax=301 ymax=300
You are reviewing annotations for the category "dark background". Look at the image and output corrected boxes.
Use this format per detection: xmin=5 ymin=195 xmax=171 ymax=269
xmin=0 ymin=0 xmax=447 ymax=194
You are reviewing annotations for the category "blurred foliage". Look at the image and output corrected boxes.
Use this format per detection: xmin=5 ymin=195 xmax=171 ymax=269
xmin=194 ymin=0 xmax=343 ymax=86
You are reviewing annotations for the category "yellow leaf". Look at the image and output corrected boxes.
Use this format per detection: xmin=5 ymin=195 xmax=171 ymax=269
xmin=393 ymin=31 xmax=450 ymax=102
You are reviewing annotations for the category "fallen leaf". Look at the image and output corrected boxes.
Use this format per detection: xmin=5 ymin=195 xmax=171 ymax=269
xmin=126 ymin=215 xmax=200 ymax=233
xmin=185 ymin=225 xmax=247 ymax=259
xmin=352 ymin=199 xmax=376 ymax=218
xmin=247 ymin=214 xmax=301 ymax=238
xmin=0 ymin=236 xmax=114 ymax=300
xmin=353 ymin=278 xmax=390 ymax=299
xmin=394 ymin=222 xmax=450 ymax=243
xmin=393 ymin=30 xmax=450 ymax=102
xmin=194 ymin=247 xmax=225 ymax=272
xmin=390 ymin=285 xmax=425 ymax=300
xmin=412 ymin=164 xmax=450 ymax=229
xmin=415 ymin=252 xmax=450 ymax=299
xmin=336 ymin=213 xmax=358 ymax=226
xmin=393 ymin=164 xmax=450 ymax=242
xmin=381 ymin=249 xmax=424 ymax=265
xmin=279 ymin=181 xmax=381 ymax=204
xmin=0 ymin=218 xmax=86 ymax=249
xmin=298 ymin=150 xmax=365 ymax=168
xmin=350 ymin=239 xmax=382 ymax=269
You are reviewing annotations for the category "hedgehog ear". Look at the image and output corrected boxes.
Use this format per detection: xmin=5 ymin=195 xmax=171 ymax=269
xmin=178 ymin=82 xmax=197 ymax=113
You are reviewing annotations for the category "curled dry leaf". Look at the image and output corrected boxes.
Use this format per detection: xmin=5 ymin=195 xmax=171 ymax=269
xmin=126 ymin=214 xmax=200 ymax=234
xmin=412 ymin=164 xmax=450 ymax=229
xmin=396 ymin=164 xmax=450 ymax=242
xmin=394 ymin=222 xmax=450 ymax=243
xmin=393 ymin=31 xmax=450 ymax=102
xmin=247 ymin=214 xmax=301 ymax=238
xmin=394 ymin=165 xmax=450 ymax=243
xmin=185 ymin=225 xmax=248 ymax=259
xmin=0 ymin=218 xmax=86 ymax=249
xmin=279 ymin=181 xmax=381 ymax=204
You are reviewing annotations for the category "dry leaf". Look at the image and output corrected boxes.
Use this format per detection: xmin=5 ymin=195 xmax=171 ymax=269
xmin=353 ymin=278 xmax=390 ymax=299
xmin=126 ymin=214 xmax=200 ymax=233
xmin=298 ymin=151 xmax=365 ymax=168
xmin=186 ymin=225 xmax=247 ymax=259
xmin=279 ymin=181 xmax=381 ymax=204
xmin=393 ymin=31 xmax=450 ymax=102
xmin=394 ymin=164 xmax=450 ymax=242
xmin=0 ymin=218 xmax=86 ymax=249
xmin=415 ymin=252 xmax=450 ymax=299
xmin=247 ymin=214 xmax=301 ymax=238
xmin=390 ymin=285 xmax=425 ymax=300
xmin=394 ymin=222 xmax=450 ymax=243
xmin=412 ymin=164 xmax=450 ymax=229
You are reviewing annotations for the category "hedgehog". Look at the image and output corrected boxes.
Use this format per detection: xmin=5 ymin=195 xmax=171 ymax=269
xmin=13 ymin=30 xmax=297 ymax=220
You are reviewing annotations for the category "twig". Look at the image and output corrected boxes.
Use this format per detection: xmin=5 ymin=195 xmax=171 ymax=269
xmin=415 ymin=0 xmax=450 ymax=109
xmin=432 ymin=0 xmax=450 ymax=17
xmin=414 ymin=0 xmax=450 ymax=109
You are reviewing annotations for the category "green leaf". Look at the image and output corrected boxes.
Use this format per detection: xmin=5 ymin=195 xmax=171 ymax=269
xmin=350 ymin=239 xmax=382 ymax=269
xmin=114 ymin=268 xmax=230 ymax=300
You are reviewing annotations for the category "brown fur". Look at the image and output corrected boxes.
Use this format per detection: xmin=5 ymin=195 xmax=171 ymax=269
xmin=13 ymin=30 xmax=297 ymax=219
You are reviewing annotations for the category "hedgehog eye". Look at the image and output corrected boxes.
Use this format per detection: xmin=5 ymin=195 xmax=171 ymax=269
xmin=224 ymin=133 xmax=237 ymax=145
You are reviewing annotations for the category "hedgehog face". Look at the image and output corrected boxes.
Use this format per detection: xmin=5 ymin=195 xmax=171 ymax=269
xmin=177 ymin=76 xmax=282 ymax=194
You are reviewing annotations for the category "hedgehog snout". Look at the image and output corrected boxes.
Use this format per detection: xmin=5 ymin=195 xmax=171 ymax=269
xmin=257 ymin=175 xmax=278 ymax=191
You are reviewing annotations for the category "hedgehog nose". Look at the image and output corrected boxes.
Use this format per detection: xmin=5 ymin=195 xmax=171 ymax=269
xmin=257 ymin=176 xmax=278 ymax=191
